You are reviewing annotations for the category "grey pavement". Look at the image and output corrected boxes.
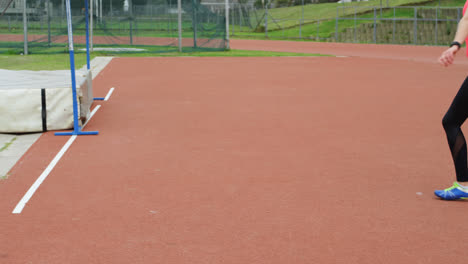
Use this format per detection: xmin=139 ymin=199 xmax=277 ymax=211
xmin=0 ymin=133 xmax=41 ymax=178
xmin=0 ymin=57 xmax=113 ymax=179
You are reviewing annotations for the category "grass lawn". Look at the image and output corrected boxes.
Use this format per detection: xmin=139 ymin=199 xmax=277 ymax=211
xmin=230 ymin=0 xmax=464 ymax=40
xmin=0 ymin=49 xmax=330 ymax=71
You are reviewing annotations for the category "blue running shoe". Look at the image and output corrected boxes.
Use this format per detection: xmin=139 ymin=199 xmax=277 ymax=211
xmin=434 ymin=182 xmax=468 ymax=200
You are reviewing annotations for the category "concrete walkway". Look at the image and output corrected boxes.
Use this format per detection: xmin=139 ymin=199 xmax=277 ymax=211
xmin=0 ymin=133 xmax=41 ymax=178
xmin=0 ymin=57 xmax=112 ymax=178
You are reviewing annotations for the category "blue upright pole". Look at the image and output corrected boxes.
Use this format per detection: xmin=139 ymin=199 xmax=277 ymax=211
xmin=85 ymin=0 xmax=90 ymax=70
xmin=55 ymin=0 xmax=98 ymax=136
xmin=87 ymin=0 xmax=104 ymax=102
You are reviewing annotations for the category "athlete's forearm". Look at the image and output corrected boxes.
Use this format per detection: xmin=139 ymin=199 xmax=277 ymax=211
xmin=453 ymin=15 xmax=468 ymax=45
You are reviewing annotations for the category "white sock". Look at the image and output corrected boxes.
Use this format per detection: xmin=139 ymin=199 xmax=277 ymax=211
xmin=458 ymin=182 xmax=468 ymax=191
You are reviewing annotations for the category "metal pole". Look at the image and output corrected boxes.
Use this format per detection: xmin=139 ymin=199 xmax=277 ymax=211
xmin=55 ymin=0 xmax=98 ymax=136
xmin=335 ymin=7 xmax=338 ymax=41
xmin=300 ymin=0 xmax=303 ymax=38
xmin=100 ymin=0 xmax=102 ymax=23
xmin=264 ymin=1 xmax=268 ymax=38
xmin=23 ymin=0 xmax=28 ymax=55
xmin=65 ymin=0 xmax=80 ymax=134
xmin=85 ymin=0 xmax=91 ymax=70
xmin=178 ymin=0 xmax=182 ymax=52
xmin=380 ymin=0 xmax=382 ymax=17
xmin=47 ymin=0 xmax=51 ymax=47
xmin=192 ymin=0 xmax=197 ymax=48
xmin=435 ymin=6 xmax=438 ymax=45
xmin=239 ymin=5 xmax=242 ymax=34
xmin=413 ymin=7 xmax=417 ymax=45
xmin=226 ymin=0 xmax=230 ymax=49
xmin=90 ymin=0 xmax=94 ymax=51
xmin=129 ymin=0 xmax=133 ymax=45
xmin=231 ymin=3 xmax=234 ymax=36
xmin=392 ymin=7 xmax=395 ymax=44
xmin=316 ymin=19 xmax=319 ymax=40
xmin=373 ymin=7 xmax=376 ymax=43
xmin=353 ymin=7 xmax=356 ymax=43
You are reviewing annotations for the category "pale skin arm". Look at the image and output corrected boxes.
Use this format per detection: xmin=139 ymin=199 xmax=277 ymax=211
xmin=439 ymin=13 xmax=468 ymax=67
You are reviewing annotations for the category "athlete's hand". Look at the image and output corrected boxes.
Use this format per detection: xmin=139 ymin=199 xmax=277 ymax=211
xmin=439 ymin=46 xmax=460 ymax=67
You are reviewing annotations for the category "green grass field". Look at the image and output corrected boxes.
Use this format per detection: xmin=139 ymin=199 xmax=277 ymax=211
xmin=0 ymin=50 xmax=330 ymax=70
xmin=230 ymin=0 xmax=465 ymax=39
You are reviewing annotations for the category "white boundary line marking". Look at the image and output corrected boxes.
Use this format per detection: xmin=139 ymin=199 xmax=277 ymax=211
xmin=104 ymin=88 xmax=114 ymax=101
xmin=12 ymin=136 xmax=77 ymax=214
xmin=83 ymin=105 xmax=101 ymax=128
xmin=12 ymin=105 xmax=101 ymax=214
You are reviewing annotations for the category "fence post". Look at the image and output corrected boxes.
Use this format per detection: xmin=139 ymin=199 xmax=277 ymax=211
xmin=100 ymin=0 xmax=102 ymax=23
xmin=23 ymin=0 xmax=28 ymax=55
xmin=47 ymin=0 xmax=51 ymax=47
xmin=226 ymin=0 xmax=230 ymax=49
xmin=239 ymin=5 xmax=242 ymax=29
xmin=231 ymin=3 xmax=234 ymax=36
xmin=373 ymin=7 xmax=376 ymax=43
xmin=380 ymin=0 xmax=382 ymax=17
xmin=354 ymin=7 xmax=357 ymax=43
xmin=300 ymin=0 xmax=304 ymax=39
xmin=265 ymin=2 xmax=268 ymax=38
xmin=135 ymin=13 xmax=138 ymax=36
xmin=413 ymin=7 xmax=417 ymax=45
xmin=177 ymin=0 xmax=182 ymax=52
xmin=392 ymin=7 xmax=395 ymax=44
xmin=129 ymin=0 xmax=133 ymax=45
xmin=335 ymin=7 xmax=339 ymax=41
xmin=316 ymin=19 xmax=320 ymax=41
xmin=435 ymin=6 xmax=438 ymax=45
xmin=192 ymin=0 xmax=198 ymax=48
xmin=299 ymin=19 xmax=302 ymax=39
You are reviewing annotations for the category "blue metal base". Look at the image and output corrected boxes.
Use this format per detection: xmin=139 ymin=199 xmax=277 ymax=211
xmin=94 ymin=97 xmax=105 ymax=101
xmin=55 ymin=131 xmax=99 ymax=136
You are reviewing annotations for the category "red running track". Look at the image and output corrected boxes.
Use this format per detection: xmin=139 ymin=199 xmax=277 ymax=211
xmin=1 ymin=41 xmax=468 ymax=263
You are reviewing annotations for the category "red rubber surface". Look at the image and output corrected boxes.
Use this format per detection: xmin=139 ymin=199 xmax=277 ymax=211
xmin=1 ymin=41 xmax=468 ymax=263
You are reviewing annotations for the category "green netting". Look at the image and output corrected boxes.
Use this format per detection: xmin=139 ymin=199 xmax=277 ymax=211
xmin=0 ymin=0 xmax=227 ymax=54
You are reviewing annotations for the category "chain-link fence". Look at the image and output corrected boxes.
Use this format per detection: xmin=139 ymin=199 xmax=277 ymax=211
xmin=335 ymin=6 xmax=461 ymax=45
xmin=0 ymin=0 xmax=463 ymax=53
xmin=0 ymin=0 xmax=227 ymax=54
xmin=222 ymin=1 xmax=461 ymax=45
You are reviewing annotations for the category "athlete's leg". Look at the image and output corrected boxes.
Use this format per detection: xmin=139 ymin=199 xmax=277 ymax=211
xmin=442 ymin=76 xmax=468 ymax=182
xmin=435 ymin=77 xmax=468 ymax=200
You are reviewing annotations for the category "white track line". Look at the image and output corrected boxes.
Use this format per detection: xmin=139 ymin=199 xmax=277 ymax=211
xmin=83 ymin=105 xmax=101 ymax=128
xmin=104 ymin=88 xmax=114 ymax=101
xmin=12 ymin=105 xmax=101 ymax=214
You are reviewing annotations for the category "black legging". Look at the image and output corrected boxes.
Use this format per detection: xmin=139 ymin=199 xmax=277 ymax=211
xmin=443 ymin=76 xmax=468 ymax=182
